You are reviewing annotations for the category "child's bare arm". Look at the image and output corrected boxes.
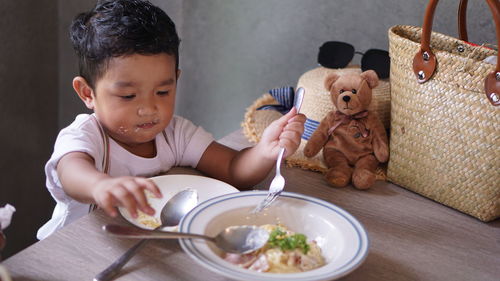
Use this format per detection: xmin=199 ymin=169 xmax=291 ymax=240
xmin=195 ymin=142 xmax=272 ymax=189
xmin=57 ymin=152 xmax=161 ymax=217
xmin=197 ymin=108 xmax=306 ymax=189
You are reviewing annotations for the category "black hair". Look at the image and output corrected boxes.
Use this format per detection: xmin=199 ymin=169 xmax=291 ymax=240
xmin=70 ymin=0 xmax=180 ymax=88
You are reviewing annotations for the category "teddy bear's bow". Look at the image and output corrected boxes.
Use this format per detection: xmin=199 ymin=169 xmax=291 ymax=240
xmin=328 ymin=110 xmax=370 ymax=138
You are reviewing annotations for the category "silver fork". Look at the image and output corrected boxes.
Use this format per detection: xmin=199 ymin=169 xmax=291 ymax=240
xmin=252 ymin=87 xmax=305 ymax=213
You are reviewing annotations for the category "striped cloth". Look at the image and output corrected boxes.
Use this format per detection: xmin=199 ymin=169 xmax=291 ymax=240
xmin=257 ymin=86 xmax=295 ymax=114
xmin=257 ymin=86 xmax=319 ymax=140
xmin=303 ymin=119 xmax=320 ymax=140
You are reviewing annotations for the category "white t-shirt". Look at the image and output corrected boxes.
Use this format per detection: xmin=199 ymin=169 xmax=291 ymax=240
xmin=37 ymin=114 xmax=214 ymax=240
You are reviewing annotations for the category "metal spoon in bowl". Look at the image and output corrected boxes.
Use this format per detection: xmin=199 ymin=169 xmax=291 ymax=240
xmin=94 ymin=188 xmax=198 ymax=281
xmin=102 ymin=224 xmax=270 ymax=254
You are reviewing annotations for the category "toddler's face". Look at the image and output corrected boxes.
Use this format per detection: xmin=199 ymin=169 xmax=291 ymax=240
xmin=92 ymin=53 xmax=178 ymax=147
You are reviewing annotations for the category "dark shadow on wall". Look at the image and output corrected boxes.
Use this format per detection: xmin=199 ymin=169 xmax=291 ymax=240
xmin=0 ymin=0 xmax=58 ymax=259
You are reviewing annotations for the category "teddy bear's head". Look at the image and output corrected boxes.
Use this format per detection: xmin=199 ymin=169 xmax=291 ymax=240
xmin=324 ymin=70 xmax=379 ymax=115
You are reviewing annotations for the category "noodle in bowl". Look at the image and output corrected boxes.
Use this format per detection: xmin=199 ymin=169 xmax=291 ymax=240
xmin=179 ymin=191 xmax=369 ymax=281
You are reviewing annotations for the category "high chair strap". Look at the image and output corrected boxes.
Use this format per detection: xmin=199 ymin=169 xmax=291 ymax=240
xmin=93 ymin=116 xmax=110 ymax=174
xmin=89 ymin=115 xmax=110 ymax=212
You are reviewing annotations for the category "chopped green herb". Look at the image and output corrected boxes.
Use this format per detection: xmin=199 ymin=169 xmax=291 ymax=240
xmin=267 ymin=227 xmax=310 ymax=254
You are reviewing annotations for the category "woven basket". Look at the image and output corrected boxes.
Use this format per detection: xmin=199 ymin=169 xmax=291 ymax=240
xmin=242 ymin=66 xmax=391 ymax=179
xmin=387 ymin=0 xmax=500 ymax=221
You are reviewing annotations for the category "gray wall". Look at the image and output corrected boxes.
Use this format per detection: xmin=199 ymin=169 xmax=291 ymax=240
xmin=57 ymin=0 xmax=496 ymax=138
xmin=176 ymin=0 xmax=495 ymax=138
xmin=1 ymin=0 xmax=495 ymax=258
xmin=0 ymin=0 xmax=58 ymax=258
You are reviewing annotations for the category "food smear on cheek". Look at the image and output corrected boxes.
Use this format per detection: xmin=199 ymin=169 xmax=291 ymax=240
xmin=118 ymin=126 xmax=129 ymax=135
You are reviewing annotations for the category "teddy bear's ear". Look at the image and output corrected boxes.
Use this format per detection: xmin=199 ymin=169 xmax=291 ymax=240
xmin=324 ymin=73 xmax=340 ymax=91
xmin=360 ymin=70 xmax=379 ymax=88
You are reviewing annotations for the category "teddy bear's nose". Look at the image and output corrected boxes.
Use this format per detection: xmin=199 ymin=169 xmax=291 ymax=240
xmin=342 ymin=95 xmax=351 ymax=102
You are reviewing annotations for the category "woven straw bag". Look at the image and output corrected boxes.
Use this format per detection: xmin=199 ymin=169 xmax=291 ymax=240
xmin=387 ymin=0 xmax=500 ymax=221
xmin=242 ymin=66 xmax=390 ymax=178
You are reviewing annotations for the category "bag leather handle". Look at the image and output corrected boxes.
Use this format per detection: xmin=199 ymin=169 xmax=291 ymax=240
xmin=458 ymin=0 xmax=494 ymax=43
xmin=458 ymin=0 xmax=468 ymax=41
xmin=413 ymin=0 xmax=500 ymax=106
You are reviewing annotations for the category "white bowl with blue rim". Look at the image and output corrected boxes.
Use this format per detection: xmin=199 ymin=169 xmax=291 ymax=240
xmin=179 ymin=191 xmax=369 ymax=281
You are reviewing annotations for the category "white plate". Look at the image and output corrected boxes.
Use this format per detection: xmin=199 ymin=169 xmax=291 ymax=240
xmin=119 ymin=174 xmax=239 ymax=230
xmin=179 ymin=191 xmax=369 ymax=281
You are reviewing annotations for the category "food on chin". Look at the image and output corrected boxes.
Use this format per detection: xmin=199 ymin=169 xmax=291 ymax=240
xmin=223 ymin=224 xmax=325 ymax=273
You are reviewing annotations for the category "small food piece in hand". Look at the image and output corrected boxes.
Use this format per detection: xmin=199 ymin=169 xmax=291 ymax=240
xmin=137 ymin=211 xmax=161 ymax=228
xmin=134 ymin=190 xmax=161 ymax=228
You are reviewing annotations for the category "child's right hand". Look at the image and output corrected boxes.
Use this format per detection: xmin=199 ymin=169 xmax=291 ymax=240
xmin=91 ymin=177 xmax=162 ymax=218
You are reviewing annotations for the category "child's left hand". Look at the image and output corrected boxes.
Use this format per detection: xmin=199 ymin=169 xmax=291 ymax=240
xmin=258 ymin=107 xmax=306 ymax=159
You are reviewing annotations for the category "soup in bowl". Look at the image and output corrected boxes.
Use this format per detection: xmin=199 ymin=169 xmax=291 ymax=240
xmin=179 ymin=191 xmax=369 ymax=281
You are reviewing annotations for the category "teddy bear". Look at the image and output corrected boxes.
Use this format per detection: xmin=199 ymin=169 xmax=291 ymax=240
xmin=303 ymin=70 xmax=389 ymax=189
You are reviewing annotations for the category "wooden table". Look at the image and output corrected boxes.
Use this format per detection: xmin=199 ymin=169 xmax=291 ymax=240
xmin=3 ymin=130 xmax=499 ymax=281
